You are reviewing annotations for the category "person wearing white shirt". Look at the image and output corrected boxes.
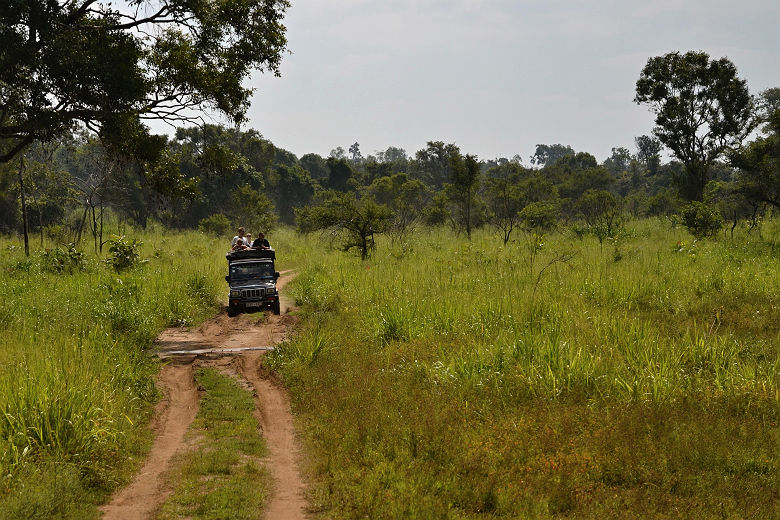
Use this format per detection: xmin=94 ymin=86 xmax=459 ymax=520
xmin=231 ymin=227 xmax=249 ymax=248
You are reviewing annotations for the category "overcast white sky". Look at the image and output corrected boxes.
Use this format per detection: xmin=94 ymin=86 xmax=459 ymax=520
xmin=241 ymin=0 xmax=780 ymax=162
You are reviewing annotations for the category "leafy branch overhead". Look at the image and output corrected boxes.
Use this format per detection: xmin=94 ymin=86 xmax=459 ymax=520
xmin=0 ymin=0 xmax=290 ymax=163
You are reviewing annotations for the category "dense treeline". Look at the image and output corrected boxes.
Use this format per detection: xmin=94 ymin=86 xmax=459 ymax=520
xmin=1 ymin=49 xmax=778 ymax=256
xmin=1 ymin=101 xmax=777 ymax=254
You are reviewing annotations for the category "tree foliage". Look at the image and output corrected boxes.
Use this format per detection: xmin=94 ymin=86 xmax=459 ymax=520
xmin=576 ymin=189 xmax=623 ymax=243
xmin=680 ymin=201 xmax=724 ymax=238
xmin=530 ymin=144 xmax=575 ymax=167
xmin=413 ymin=141 xmax=460 ymax=189
xmin=730 ymin=110 xmax=780 ymax=210
xmin=296 ymin=191 xmax=391 ymax=260
xmin=366 ymin=173 xmax=426 ymax=241
xmin=270 ymin=164 xmax=316 ymax=225
xmin=229 ymin=184 xmax=276 ymax=235
xmin=0 ymin=0 xmax=289 ymax=162
xmin=634 ymin=135 xmax=662 ymax=176
xmin=634 ymin=51 xmax=755 ymax=201
xmin=483 ymin=164 xmax=526 ymax=244
xmin=445 ymin=152 xmax=481 ymax=239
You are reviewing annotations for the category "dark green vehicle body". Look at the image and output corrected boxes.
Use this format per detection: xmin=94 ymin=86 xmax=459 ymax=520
xmin=225 ymin=249 xmax=280 ymax=316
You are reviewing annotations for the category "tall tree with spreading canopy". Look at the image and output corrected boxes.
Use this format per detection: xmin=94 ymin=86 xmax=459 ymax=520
xmin=634 ymin=51 xmax=755 ymax=201
xmin=0 ymin=0 xmax=290 ymax=163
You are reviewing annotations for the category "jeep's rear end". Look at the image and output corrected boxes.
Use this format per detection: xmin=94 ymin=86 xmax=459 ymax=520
xmin=225 ymin=249 xmax=280 ymax=316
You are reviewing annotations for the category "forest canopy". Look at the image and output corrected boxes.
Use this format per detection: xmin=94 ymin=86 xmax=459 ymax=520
xmin=0 ymin=0 xmax=290 ymax=163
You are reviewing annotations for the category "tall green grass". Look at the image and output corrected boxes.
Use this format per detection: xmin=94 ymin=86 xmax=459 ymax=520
xmin=269 ymin=219 xmax=779 ymax=518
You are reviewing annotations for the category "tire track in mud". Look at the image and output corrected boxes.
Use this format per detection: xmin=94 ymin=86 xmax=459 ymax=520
xmin=101 ymin=272 xmax=306 ymax=520
xmin=100 ymin=363 xmax=198 ymax=520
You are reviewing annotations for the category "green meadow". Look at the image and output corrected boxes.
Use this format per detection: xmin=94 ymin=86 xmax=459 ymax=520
xmin=0 ymin=219 xmax=777 ymax=518
xmin=270 ymin=219 xmax=779 ymax=519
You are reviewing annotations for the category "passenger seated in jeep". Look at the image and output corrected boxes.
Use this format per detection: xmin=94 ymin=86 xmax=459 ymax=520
xmin=251 ymin=232 xmax=271 ymax=250
xmin=231 ymin=239 xmax=249 ymax=251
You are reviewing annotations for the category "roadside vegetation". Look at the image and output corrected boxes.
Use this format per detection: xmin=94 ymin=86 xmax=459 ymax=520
xmin=268 ymin=220 xmax=779 ymax=518
xmin=0 ymin=224 xmax=284 ymax=518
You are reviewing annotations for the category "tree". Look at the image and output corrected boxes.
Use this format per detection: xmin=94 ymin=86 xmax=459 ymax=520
xmin=483 ymin=164 xmax=526 ymax=244
xmin=270 ymin=164 xmax=316 ymax=225
xmin=704 ymin=180 xmax=761 ymax=237
xmin=603 ymin=147 xmax=632 ymax=176
xmin=634 ymin=135 xmax=662 ymax=176
xmin=0 ymin=0 xmax=289 ymax=163
xmin=17 ymin=141 xmax=75 ymax=241
xmin=730 ymin=110 xmax=780 ymax=210
xmin=556 ymin=165 xmax=614 ymax=200
xmin=376 ymin=146 xmax=407 ymax=163
xmin=530 ymin=144 xmax=575 ymax=168
xmin=634 ymin=51 xmax=756 ymax=201
xmin=518 ymin=201 xmax=558 ymax=233
xmin=169 ymin=125 xmax=273 ymax=227
xmin=0 ymin=161 xmax=18 ymax=233
xmin=326 ymin=157 xmax=354 ymax=192
xmin=229 ymin=184 xmax=276 ymax=235
xmin=680 ymin=201 xmax=723 ymax=238
xmin=576 ymin=189 xmax=623 ymax=244
xmin=69 ymin=137 xmax=116 ymax=251
xmin=300 ymin=153 xmax=328 ymax=180
xmin=412 ymin=141 xmax=460 ymax=189
xmin=348 ymin=142 xmax=363 ymax=163
xmin=366 ymin=173 xmax=426 ymax=241
xmin=757 ymin=88 xmax=780 ymax=134
xmin=445 ymin=152 xmax=481 ymax=239
xmin=198 ymin=213 xmax=232 ymax=237
xmin=363 ymin=160 xmax=393 ymax=184
xmin=296 ymin=191 xmax=391 ymax=260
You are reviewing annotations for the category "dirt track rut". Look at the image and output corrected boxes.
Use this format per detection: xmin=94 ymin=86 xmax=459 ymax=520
xmin=101 ymin=273 xmax=306 ymax=520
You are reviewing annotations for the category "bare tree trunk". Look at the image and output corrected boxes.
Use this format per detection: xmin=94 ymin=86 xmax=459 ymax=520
xmin=26 ymin=173 xmax=45 ymax=248
xmin=91 ymin=204 xmax=98 ymax=254
xmin=76 ymin=202 xmax=89 ymax=244
xmin=18 ymin=158 xmax=30 ymax=256
xmin=99 ymin=202 xmax=104 ymax=253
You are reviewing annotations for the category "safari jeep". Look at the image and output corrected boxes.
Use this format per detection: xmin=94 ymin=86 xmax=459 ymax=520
xmin=225 ymin=248 xmax=280 ymax=316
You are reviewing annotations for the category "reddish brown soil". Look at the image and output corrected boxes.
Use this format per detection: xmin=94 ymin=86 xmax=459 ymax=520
xmin=100 ymin=363 xmax=198 ymax=520
xmin=101 ymin=272 xmax=307 ymax=520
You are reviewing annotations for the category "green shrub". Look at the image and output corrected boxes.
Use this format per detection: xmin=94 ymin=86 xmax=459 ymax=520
xmin=198 ymin=213 xmax=232 ymax=237
xmin=40 ymin=244 xmax=86 ymax=273
xmin=680 ymin=201 xmax=723 ymax=238
xmin=519 ymin=201 xmax=558 ymax=232
xmin=105 ymin=235 xmax=144 ymax=272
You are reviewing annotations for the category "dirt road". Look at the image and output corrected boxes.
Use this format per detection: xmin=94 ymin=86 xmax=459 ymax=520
xmin=101 ymin=273 xmax=307 ymax=520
